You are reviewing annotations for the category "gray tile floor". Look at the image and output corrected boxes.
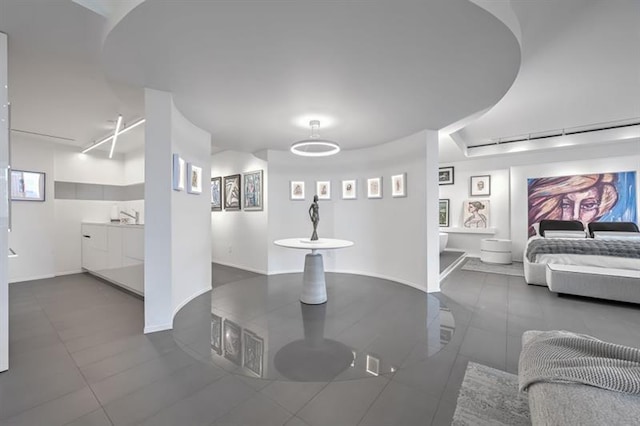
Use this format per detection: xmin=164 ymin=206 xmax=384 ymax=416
xmin=1 ymin=261 xmax=639 ymax=425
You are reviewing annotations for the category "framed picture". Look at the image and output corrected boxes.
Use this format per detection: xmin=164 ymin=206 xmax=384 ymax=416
xmin=391 ymin=173 xmax=407 ymax=198
xmin=439 ymin=199 xmax=450 ymax=227
xmin=366 ymin=354 xmax=380 ymax=376
xmin=210 ymin=313 xmax=222 ymax=355
xmin=439 ymin=167 xmax=454 ymax=185
xmin=244 ymin=170 xmax=263 ymax=211
xmin=211 ymin=177 xmax=222 ymax=211
xmin=470 ymin=175 xmax=491 ymax=196
xmin=316 ymin=181 xmax=331 ymax=200
xmin=10 ymin=170 xmax=45 ymax=201
xmin=223 ymin=319 xmax=242 ymax=365
xmin=243 ymin=330 xmax=264 ymax=377
xmin=367 ymin=177 xmax=382 ymax=199
xmin=463 ymin=199 xmax=490 ymax=229
xmin=290 ymin=181 xmax=305 ymax=200
xmin=342 ymin=179 xmax=357 ymax=200
xmin=172 ymin=154 xmax=185 ymax=191
xmin=224 ymin=174 xmax=241 ymax=210
xmin=187 ymin=163 xmax=203 ymax=194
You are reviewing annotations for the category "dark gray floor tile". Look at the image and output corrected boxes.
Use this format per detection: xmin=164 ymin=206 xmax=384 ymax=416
xmin=217 ymin=393 xmax=293 ymax=426
xmin=430 ymin=398 xmax=457 ymax=426
xmin=260 ymin=381 xmax=327 ymax=414
xmin=2 ymin=387 xmax=100 ymax=426
xmin=359 ymin=380 xmax=438 ymax=426
xmin=459 ymin=326 xmax=506 ymax=371
xmin=64 ymin=408 xmax=113 ymax=426
xmin=297 ymin=376 xmax=388 ymax=426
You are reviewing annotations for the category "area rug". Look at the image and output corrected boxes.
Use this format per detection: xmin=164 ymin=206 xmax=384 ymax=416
xmin=461 ymin=257 xmax=525 ymax=277
xmin=453 ymin=362 xmax=530 ymax=426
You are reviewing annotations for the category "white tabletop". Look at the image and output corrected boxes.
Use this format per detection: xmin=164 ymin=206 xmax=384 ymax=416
xmin=274 ymin=238 xmax=354 ymax=250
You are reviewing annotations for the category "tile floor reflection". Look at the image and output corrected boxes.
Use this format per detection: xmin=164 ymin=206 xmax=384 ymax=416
xmin=173 ymin=273 xmax=455 ymax=381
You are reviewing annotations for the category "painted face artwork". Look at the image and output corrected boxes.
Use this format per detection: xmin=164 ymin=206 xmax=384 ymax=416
xmin=560 ymin=186 xmax=601 ymax=223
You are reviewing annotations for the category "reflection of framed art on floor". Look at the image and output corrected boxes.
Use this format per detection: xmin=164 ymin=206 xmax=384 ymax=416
xmin=224 ymin=174 xmax=241 ymax=210
xmin=243 ymin=170 xmax=263 ymax=211
xmin=223 ymin=319 xmax=242 ymax=365
xmin=243 ymin=330 xmax=264 ymax=377
xmin=210 ymin=313 xmax=222 ymax=355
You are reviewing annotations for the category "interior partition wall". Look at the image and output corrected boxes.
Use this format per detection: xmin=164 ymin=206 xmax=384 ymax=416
xmin=1 ymin=32 xmax=10 ymax=372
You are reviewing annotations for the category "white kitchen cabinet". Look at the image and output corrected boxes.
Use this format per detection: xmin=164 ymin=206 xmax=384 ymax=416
xmin=81 ymin=223 xmax=144 ymax=296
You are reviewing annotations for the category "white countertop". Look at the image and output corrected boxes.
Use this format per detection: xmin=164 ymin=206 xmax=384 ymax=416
xmin=82 ymin=222 xmax=144 ymax=228
xmin=274 ymin=238 xmax=354 ymax=250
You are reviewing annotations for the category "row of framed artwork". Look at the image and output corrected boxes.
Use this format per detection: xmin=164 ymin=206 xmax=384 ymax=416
xmin=211 ymin=170 xmax=263 ymax=211
xmin=439 ymin=198 xmax=491 ymax=229
xmin=211 ymin=313 xmax=264 ymax=377
xmin=290 ymin=173 xmax=407 ymax=200
xmin=439 ymin=166 xmax=491 ymax=196
xmin=172 ymin=154 xmax=203 ymax=194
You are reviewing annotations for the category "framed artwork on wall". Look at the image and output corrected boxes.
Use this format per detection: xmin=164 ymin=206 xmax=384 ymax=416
xmin=316 ymin=181 xmax=331 ymax=200
xmin=367 ymin=177 xmax=382 ymax=199
xmin=243 ymin=330 xmax=264 ymax=377
xmin=172 ymin=154 xmax=185 ymax=191
xmin=439 ymin=199 xmax=450 ymax=227
xmin=439 ymin=167 xmax=454 ymax=185
xmin=391 ymin=173 xmax=407 ymax=197
xmin=463 ymin=199 xmax=490 ymax=229
xmin=10 ymin=170 xmax=45 ymax=201
xmin=243 ymin=170 xmax=263 ymax=211
xmin=470 ymin=175 xmax=491 ymax=196
xmin=211 ymin=177 xmax=222 ymax=211
xmin=224 ymin=174 xmax=241 ymax=210
xmin=290 ymin=181 xmax=305 ymax=200
xmin=223 ymin=319 xmax=242 ymax=365
xmin=187 ymin=163 xmax=203 ymax=194
xmin=342 ymin=179 xmax=357 ymax=200
xmin=210 ymin=313 xmax=222 ymax=355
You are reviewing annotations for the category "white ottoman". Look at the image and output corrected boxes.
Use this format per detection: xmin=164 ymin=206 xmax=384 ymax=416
xmin=481 ymin=238 xmax=512 ymax=264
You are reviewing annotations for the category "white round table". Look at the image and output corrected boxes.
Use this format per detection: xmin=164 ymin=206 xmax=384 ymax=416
xmin=274 ymin=238 xmax=354 ymax=304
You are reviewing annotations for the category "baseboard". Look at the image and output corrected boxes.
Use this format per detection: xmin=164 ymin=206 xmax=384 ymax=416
xmin=55 ymin=269 xmax=84 ymax=277
xmin=440 ymin=253 xmax=468 ymax=282
xmin=172 ymin=285 xmax=212 ymax=319
xmin=212 ymin=260 xmax=267 ymax=275
xmin=144 ymin=323 xmax=173 ymax=334
xmin=9 ymin=273 xmax=56 ymax=284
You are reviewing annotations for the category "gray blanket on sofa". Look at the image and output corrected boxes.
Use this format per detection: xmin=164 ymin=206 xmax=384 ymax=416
xmin=519 ymin=330 xmax=640 ymax=394
xmin=525 ymin=238 xmax=640 ymax=262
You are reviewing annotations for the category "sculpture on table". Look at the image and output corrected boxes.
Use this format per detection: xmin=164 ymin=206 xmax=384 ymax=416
xmin=309 ymin=195 xmax=320 ymax=241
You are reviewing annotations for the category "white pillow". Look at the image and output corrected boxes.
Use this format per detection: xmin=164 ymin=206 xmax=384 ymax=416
xmin=544 ymin=230 xmax=586 ymax=239
xmin=593 ymin=231 xmax=640 ymax=240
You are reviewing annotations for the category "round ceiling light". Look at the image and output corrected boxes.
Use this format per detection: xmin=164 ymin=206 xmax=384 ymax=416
xmin=290 ymin=120 xmax=340 ymax=157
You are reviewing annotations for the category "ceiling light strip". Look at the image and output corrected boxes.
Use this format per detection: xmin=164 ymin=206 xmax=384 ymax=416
xmin=81 ymin=117 xmax=146 ymax=155
xmin=108 ymin=115 xmax=123 ymax=159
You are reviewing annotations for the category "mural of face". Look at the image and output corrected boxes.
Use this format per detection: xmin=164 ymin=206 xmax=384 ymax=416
xmin=560 ymin=186 xmax=601 ymax=225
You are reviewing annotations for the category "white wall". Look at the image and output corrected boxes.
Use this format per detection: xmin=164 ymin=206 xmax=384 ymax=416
xmin=267 ymin=130 xmax=439 ymax=292
xmin=440 ymin=140 xmax=640 ymax=258
xmin=211 ymin=151 xmax=268 ymax=274
xmin=144 ymin=89 xmax=211 ymax=333
xmin=1 ymin=31 xmax=10 ymax=372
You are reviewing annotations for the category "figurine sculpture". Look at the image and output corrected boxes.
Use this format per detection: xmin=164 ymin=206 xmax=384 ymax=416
xmin=309 ymin=195 xmax=320 ymax=241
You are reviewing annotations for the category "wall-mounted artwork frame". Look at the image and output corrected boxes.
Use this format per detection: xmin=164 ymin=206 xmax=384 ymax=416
xmin=210 ymin=313 xmax=222 ymax=355
xmin=391 ymin=173 xmax=407 ymax=198
xmin=316 ymin=181 xmax=331 ymax=200
xmin=290 ymin=181 xmax=305 ymax=200
xmin=439 ymin=199 xmax=450 ymax=227
xmin=243 ymin=170 xmax=263 ymax=211
xmin=10 ymin=170 xmax=45 ymax=201
xmin=342 ymin=179 xmax=357 ymax=200
xmin=211 ymin=177 xmax=222 ymax=211
xmin=439 ymin=167 xmax=454 ymax=185
xmin=172 ymin=154 xmax=185 ymax=191
xmin=224 ymin=174 xmax=241 ymax=210
xmin=223 ymin=319 xmax=242 ymax=366
xmin=470 ymin=175 xmax=491 ymax=196
xmin=463 ymin=199 xmax=490 ymax=229
xmin=367 ymin=177 xmax=382 ymax=199
xmin=187 ymin=163 xmax=203 ymax=194
xmin=243 ymin=330 xmax=264 ymax=377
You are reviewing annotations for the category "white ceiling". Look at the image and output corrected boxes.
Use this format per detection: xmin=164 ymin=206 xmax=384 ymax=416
xmin=1 ymin=0 xmax=638 ymax=160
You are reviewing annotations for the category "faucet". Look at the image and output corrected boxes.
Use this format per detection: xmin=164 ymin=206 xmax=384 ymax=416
xmin=120 ymin=210 xmax=140 ymax=224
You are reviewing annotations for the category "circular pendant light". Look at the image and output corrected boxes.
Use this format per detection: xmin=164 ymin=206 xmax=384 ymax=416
xmin=291 ymin=120 xmax=340 ymax=157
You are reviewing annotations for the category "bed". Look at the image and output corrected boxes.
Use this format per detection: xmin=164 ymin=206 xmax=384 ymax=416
xmin=523 ymin=220 xmax=640 ymax=286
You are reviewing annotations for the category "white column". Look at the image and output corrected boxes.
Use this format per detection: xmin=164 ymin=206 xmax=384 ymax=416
xmin=1 ymin=32 xmax=9 ymax=372
xmin=425 ymin=130 xmax=440 ymax=292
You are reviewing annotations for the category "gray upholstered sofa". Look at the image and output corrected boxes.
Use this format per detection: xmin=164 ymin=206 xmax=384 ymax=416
xmin=522 ymin=330 xmax=640 ymax=425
